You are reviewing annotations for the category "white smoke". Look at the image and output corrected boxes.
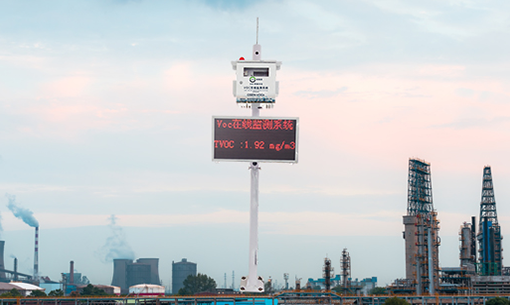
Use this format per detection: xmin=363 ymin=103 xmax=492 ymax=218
xmin=5 ymin=194 xmax=39 ymax=227
xmin=97 ymin=214 xmax=135 ymax=263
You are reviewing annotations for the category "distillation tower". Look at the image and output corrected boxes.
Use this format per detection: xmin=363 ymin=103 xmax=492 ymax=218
xmin=477 ymin=166 xmax=503 ymax=276
xmin=403 ymin=158 xmax=440 ymax=295
xmin=341 ymin=248 xmax=351 ymax=289
xmin=323 ymin=258 xmax=333 ymax=291
xmin=459 ymin=216 xmax=477 ymax=270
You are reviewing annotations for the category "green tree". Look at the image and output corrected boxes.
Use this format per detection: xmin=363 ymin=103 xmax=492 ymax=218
xmin=29 ymin=290 xmax=47 ymax=297
xmin=370 ymin=287 xmax=387 ymax=295
xmin=80 ymin=284 xmax=108 ymax=296
xmin=48 ymin=289 xmax=64 ymax=297
xmin=486 ymin=297 xmax=510 ymax=305
xmin=384 ymin=297 xmax=410 ymax=305
xmin=0 ymin=288 xmax=22 ymax=297
xmin=177 ymin=273 xmax=217 ymax=295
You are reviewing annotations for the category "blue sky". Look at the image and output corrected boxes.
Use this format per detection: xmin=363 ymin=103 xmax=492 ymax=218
xmin=1 ymin=0 xmax=510 ymax=290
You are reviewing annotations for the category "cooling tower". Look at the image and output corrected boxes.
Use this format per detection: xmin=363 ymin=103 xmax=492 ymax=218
xmin=112 ymin=259 xmax=132 ymax=294
xmin=0 ymin=241 xmax=5 ymax=280
xmin=136 ymin=258 xmax=160 ymax=285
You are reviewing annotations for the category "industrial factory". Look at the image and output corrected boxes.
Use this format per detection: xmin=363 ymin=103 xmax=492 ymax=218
xmin=0 ymin=157 xmax=508 ymax=297
xmin=306 ymin=158 xmax=509 ymax=296
xmin=111 ymin=258 xmax=161 ymax=294
xmin=389 ymin=158 xmax=508 ymax=295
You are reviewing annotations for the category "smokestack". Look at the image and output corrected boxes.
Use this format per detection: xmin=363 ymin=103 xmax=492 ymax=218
xmin=70 ymin=261 xmax=74 ymax=284
xmin=34 ymin=227 xmax=39 ymax=278
xmin=0 ymin=241 xmax=5 ymax=280
xmin=14 ymin=258 xmax=18 ymax=281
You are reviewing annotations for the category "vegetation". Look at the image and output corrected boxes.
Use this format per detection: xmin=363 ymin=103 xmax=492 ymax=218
xmin=81 ymin=284 xmax=108 ymax=296
xmin=384 ymin=297 xmax=411 ymax=305
xmin=0 ymin=288 xmax=22 ymax=297
xmin=370 ymin=287 xmax=387 ymax=295
xmin=48 ymin=289 xmax=64 ymax=297
xmin=29 ymin=290 xmax=47 ymax=297
xmin=486 ymin=297 xmax=510 ymax=305
xmin=177 ymin=273 xmax=217 ymax=295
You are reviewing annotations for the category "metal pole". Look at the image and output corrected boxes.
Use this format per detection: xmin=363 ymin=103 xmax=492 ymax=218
xmin=247 ymin=101 xmax=261 ymax=291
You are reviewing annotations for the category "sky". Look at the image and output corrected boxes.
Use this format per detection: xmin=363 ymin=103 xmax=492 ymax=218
xmin=1 ymin=0 xmax=510 ymax=291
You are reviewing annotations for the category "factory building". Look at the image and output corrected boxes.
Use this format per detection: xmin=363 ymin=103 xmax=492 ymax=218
xmin=111 ymin=258 xmax=161 ymax=295
xmin=402 ymin=158 xmax=440 ymax=295
xmin=0 ymin=282 xmax=45 ymax=296
xmin=172 ymin=258 xmax=197 ymax=294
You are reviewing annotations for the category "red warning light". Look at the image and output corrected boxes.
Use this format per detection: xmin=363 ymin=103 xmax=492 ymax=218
xmin=239 ymin=57 xmax=245 ymax=60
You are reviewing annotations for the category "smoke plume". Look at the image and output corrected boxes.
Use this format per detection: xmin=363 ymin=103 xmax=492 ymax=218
xmin=5 ymin=194 xmax=39 ymax=227
xmin=98 ymin=214 xmax=135 ymax=263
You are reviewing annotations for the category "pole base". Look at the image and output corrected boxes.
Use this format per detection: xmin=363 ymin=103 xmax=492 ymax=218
xmin=240 ymin=275 xmax=264 ymax=293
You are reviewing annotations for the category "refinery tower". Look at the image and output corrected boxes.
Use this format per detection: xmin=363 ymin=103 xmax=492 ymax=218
xmin=477 ymin=166 xmax=503 ymax=276
xmin=403 ymin=158 xmax=440 ymax=295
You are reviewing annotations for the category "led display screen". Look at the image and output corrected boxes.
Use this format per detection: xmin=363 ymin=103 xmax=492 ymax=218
xmin=213 ymin=117 xmax=298 ymax=162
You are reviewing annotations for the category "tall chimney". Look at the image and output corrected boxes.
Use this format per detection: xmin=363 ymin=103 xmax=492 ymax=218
xmin=34 ymin=227 xmax=39 ymax=278
xmin=70 ymin=261 xmax=74 ymax=284
xmin=14 ymin=258 xmax=18 ymax=281
xmin=0 ymin=241 xmax=5 ymax=280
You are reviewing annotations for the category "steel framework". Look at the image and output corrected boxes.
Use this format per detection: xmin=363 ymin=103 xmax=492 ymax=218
xmin=407 ymin=159 xmax=433 ymax=216
xmin=477 ymin=166 xmax=503 ymax=276
xmin=404 ymin=158 xmax=440 ymax=295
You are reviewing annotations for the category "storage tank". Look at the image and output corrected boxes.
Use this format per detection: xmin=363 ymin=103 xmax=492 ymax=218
xmin=129 ymin=284 xmax=165 ymax=296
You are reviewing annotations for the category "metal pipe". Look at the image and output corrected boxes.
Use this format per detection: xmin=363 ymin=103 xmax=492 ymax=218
xmin=416 ymin=219 xmax=422 ymax=295
xmin=428 ymin=227 xmax=434 ymax=295
xmin=247 ymin=161 xmax=260 ymax=291
xmin=471 ymin=216 xmax=476 ymax=262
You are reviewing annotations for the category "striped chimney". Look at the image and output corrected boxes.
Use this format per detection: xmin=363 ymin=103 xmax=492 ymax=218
xmin=34 ymin=227 xmax=39 ymax=278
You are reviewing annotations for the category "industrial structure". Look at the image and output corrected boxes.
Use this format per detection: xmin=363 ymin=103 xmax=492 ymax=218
xmin=323 ymin=258 xmax=333 ymax=291
xmin=395 ymin=162 xmax=510 ymax=295
xmin=459 ymin=217 xmax=477 ymax=270
xmin=477 ymin=166 xmax=503 ymax=276
xmin=172 ymin=258 xmax=196 ymax=294
xmin=341 ymin=248 xmax=351 ymax=290
xmin=34 ymin=226 xmax=39 ymax=279
xmin=1 ymin=160 xmax=510 ymax=298
xmin=111 ymin=258 xmax=161 ymax=295
xmin=403 ymin=158 xmax=440 ymax=295
xmin=0 ymin=241 xmax=34 ymax=283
